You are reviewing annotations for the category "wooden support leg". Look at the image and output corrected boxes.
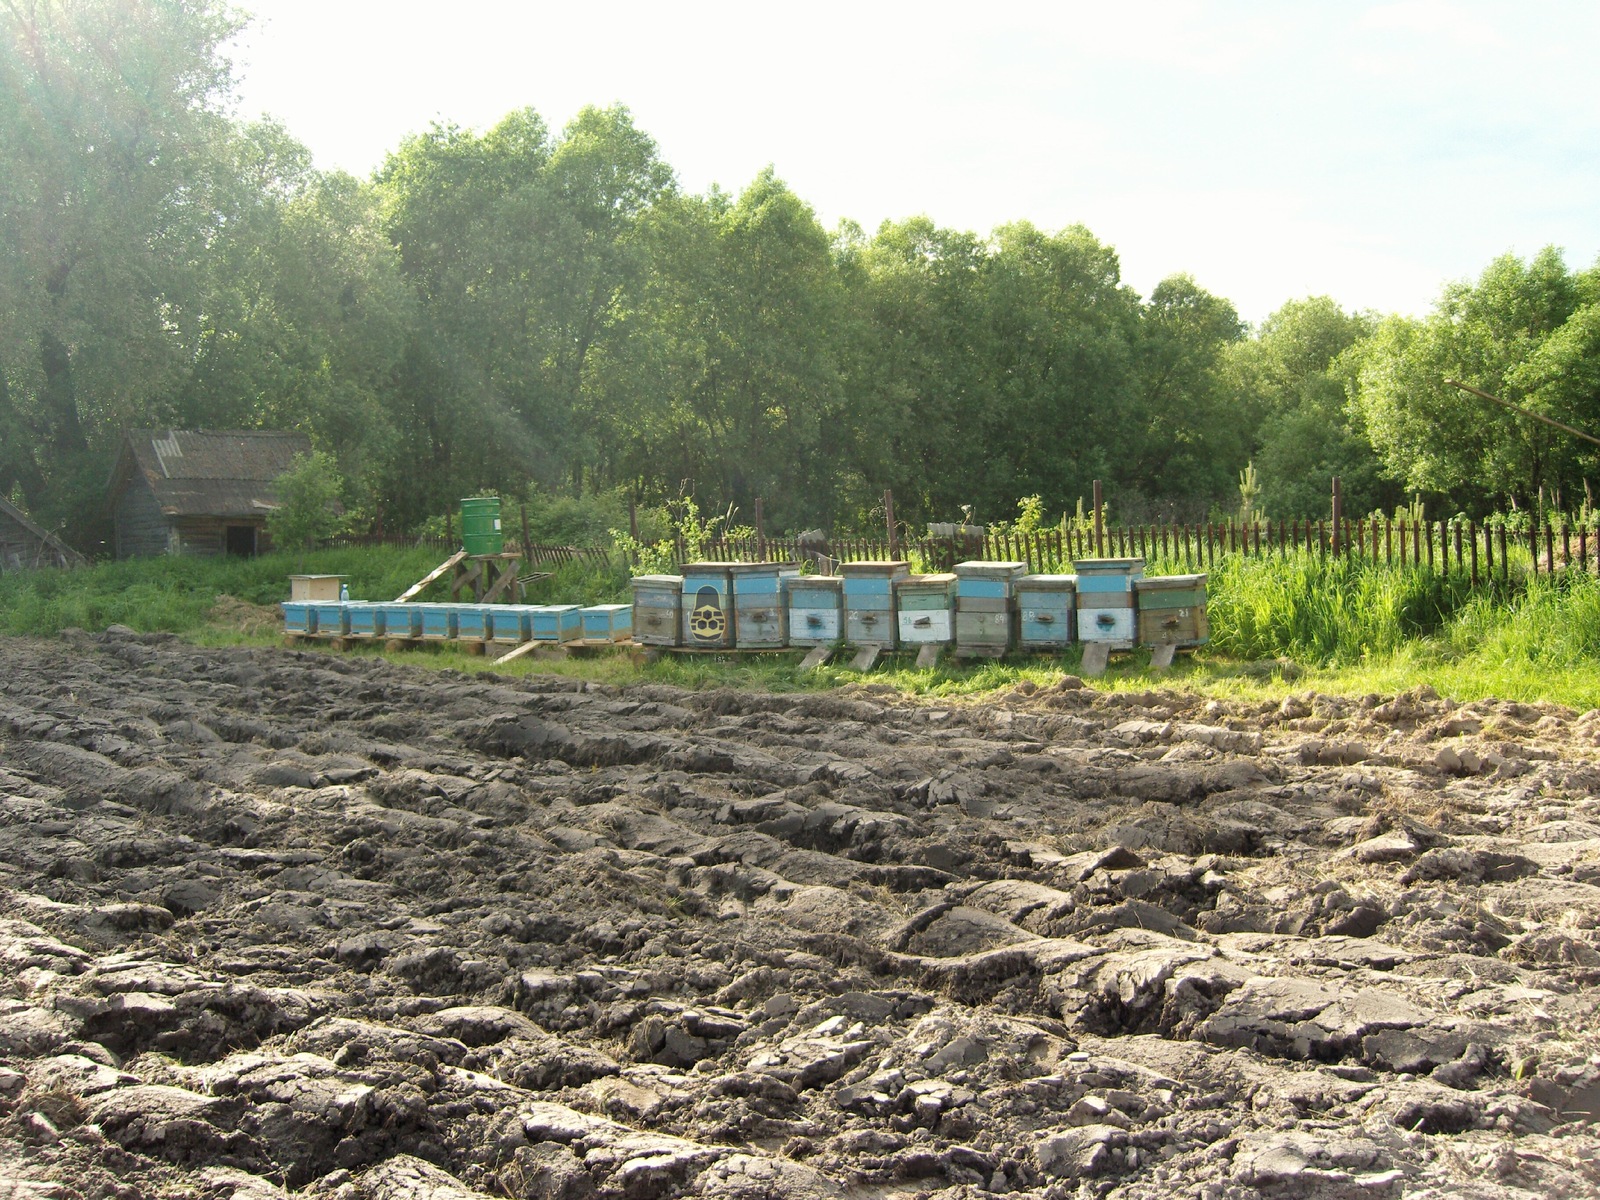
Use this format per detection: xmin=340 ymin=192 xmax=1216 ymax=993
xmin=915 ymin=644 xmax=944 ymax=670
xmin=1149 ymin=643 xmax=1177 ymax=671
xmin=1081 ymin=641 xmax=1110 ymax=677
xmin=850 ymin=644 xmax=883 ymax=671
xmin=798 ymin=645 xmax=833 ymax=672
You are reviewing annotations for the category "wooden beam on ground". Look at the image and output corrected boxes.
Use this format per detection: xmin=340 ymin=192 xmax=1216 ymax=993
xmin=1080 ymin=642 xmax=1111 ymax=677
xmin=850 ymin=644 xmax=883 ymax=671
xmin=1149 ymin=644 xmax=1177 ymax=671
xmin=798 ymin=645 xmax=833 ymax=672
xmin=492 ymin=640 xmax=543 ymax=667
xmin=395 ymin=551 xmax=466 ymax=602
xmin=914 ymin=644 xmax=944 ymax=670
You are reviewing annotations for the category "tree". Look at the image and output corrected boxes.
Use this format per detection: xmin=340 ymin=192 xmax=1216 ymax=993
xmin=1224 ymin=296 xmax=1388 ymax=518
xmin=267 ymin=451 xmax=344 ymax=552
xmin=1127 ymin=274 xmax=1246 ymax=512
xmin=0 ymin=0 xmax=243 ymax=545
xmin=1352 ymin=248 xmax=1592 ymax=512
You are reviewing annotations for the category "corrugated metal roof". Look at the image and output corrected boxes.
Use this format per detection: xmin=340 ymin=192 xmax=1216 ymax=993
xmin=123 ymin=430 xmax=312 ymax=518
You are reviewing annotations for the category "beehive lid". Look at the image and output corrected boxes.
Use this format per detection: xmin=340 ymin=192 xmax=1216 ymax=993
xmin=839 ymin=561 xmax=911 ymax=576
xmin=787 ymin=574 xmax=842 ymax=588
xmin=584 ymin=604 xmax=632 ymax=613
xmin=632 ymin=574 xmax=684 ymax=586
xmin=954 ymin=560 xmax=1027 ymax=578
xmin=727 ymin=561 xmax=798 ymax=574
xmin=681 ymin=562 xmax=745 ymax=571
xmin=1135 ymin=574 xmax=1207 ymax=590
xmin=1074 ymin=558 xmax=1145 ymax=574
xmin=1017 ymin=574 xmax=1077 ymax=589
xmin=896 ymin=573 xmax=957 ymax=589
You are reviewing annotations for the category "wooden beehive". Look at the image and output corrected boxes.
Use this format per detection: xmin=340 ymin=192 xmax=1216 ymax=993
xmin=895 ymin=574 xmax=957 ymax=645
xmin=953 ymin=561 xmax=1026 ymax=653
xmin=1016 ymin=574 xmax=1077 ymax=648
xmin=631 ymin=575 xmax=684 ymax=646
xmin=1074 ymin=558 xmax=1144 ymax=646
xmin=1134 ymin=574 xmax=1209 ymax=647
xmin=840 ymin=561 xmax=910 ymax=647
xmin=730 ymin=563 xmax=799 ymax=649
xmin=582 ymin=604 xmax=634 ymax=643
xmin=785 ymin=575 xmax=843 ymax=646
xmin=531 ymin=604 xmax=583 ymax=644
xmin=681 ymin=563 xmax=739 ymax=649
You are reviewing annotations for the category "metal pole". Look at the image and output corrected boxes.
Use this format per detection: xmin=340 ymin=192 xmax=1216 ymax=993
xmin=884 ymin=489 xmax=897 ymax=558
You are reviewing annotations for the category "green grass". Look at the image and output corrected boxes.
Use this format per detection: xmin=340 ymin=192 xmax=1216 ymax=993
xmin=5 ymin=547 xmax=1600 ymax=711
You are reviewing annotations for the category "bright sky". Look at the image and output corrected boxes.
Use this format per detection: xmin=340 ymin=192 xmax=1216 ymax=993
xmin=227 ymin=0 xmax=1599 ymax=326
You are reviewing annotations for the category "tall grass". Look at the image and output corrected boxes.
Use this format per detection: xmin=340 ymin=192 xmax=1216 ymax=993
xmin=1206 ymin=552 xmax=1477 ymax=665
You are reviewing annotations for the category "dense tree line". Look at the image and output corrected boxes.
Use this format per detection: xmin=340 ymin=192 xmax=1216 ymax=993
xmin=3 ymin=0 xmax=1598 ymax=555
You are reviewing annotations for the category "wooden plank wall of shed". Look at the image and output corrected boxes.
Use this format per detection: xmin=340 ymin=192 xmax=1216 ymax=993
xmin=0 ymin=515 xmax=53 ymax=570
xmin=171 ymin=518 xmax=271 ymax=557
xmin=113 ymin=479 xmax=171 ymax=558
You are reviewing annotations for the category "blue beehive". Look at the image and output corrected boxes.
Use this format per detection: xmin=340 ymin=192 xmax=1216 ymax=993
xmin=682 ymin=563 xmax=738 ymax=649
xmin=582 ymin=604 xmax=633 ymax=643
xmin=380 ymin=603 xmax=422 ymax=639
xmin=1074 ymin=558 xmax=1143 ymax=646
xmin=840 ymin=561 xmax=910 ymax=647
xmin=311 ymin=601 xmax=349 ymax=638
xmin=455 ymin=604 xmax=493 ymax=641
xmin=1016 ymin=574 xmax=1077 ymax=648
xmin=488 ymin=605 xmax=531 ymax=644
xmin=418 ymin=603 xmax=457 ymax=640
xmin=345 ymin=602 xmax=383 ymax=638
xmin=731 ymin=563 xmax=798 ymax=648
xmin=531 ymin=604 xmax=583 ymax=643
xmin=282 ymin=601 xmax=315 ymax=636
xmin=785 ymin=576 xmax=843 ymax=646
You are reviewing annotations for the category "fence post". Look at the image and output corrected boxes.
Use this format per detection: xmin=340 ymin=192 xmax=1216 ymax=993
xmin=1092 ymin=480 xmax=1104 ymax=556
xmin=1470 ymin=520 xmax=1479 ymax=585
xmin=1331 ymin=476 xmax=1343 ymax=555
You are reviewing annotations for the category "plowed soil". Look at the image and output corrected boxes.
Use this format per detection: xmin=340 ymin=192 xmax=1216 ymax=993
xmin=2 ymin=628 xmax=1598 ymax=1200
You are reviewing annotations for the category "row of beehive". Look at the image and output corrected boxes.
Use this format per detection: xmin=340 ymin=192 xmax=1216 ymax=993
xmin=281 ymin=600 xmax=633 ymax=644
xmin=633 ymin=559 xmax=1207 ymax=652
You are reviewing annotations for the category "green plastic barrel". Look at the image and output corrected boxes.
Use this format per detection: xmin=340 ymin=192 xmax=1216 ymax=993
xmin=460 ymin=496 xmax=504 ymax=556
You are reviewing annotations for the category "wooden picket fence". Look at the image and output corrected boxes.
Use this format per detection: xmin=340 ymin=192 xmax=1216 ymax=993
xmin=334 ymin=516 xmax=1600 ymax=585
xmin=681 ymin=518 xmax=1600 ymax=585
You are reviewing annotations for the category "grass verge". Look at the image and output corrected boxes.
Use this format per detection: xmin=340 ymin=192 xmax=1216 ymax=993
xmin=4 ymin=547 xmax=1600 ymax=710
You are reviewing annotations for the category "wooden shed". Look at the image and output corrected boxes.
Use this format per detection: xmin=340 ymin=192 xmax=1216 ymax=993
xmin=0 ymin=495 xmax=86 ymax=571
xmin=106 ymin=429 xmax=312 ymax=559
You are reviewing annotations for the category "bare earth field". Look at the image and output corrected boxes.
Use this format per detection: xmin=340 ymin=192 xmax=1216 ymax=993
xmin=2 ymin=628 xmax=1599 ymax=1200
